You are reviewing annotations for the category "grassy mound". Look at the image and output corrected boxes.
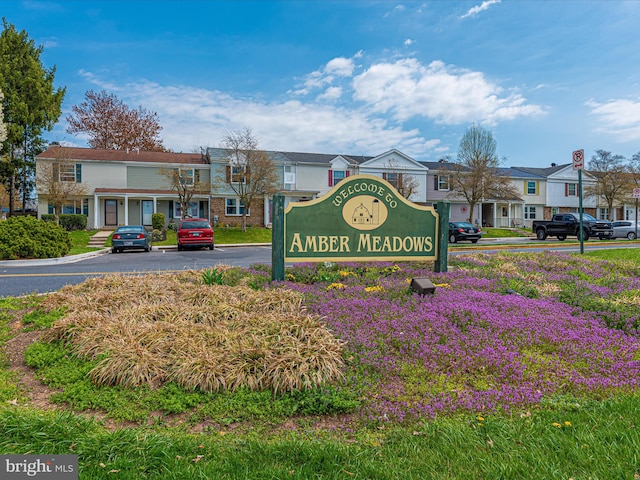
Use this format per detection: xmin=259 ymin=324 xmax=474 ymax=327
xmin=42 ymin=272 xmax=345 ymax=394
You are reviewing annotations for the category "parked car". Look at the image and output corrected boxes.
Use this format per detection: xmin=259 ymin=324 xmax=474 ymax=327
xmin=611 ymin=221 xmax=640 ymax=240
xmin=111 ymin=225 xmax=152 ymax=253
xmin=448 ymin=222 xmax=482 ymax=243
xmin=177 ymin=218 xmax=214 ymax=250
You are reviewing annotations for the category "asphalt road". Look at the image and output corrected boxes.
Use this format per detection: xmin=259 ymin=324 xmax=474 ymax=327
xmin=1 ymin=239 xmax=638 ymax=297
xmin=0 ymin=246 xmax=273 ymax=297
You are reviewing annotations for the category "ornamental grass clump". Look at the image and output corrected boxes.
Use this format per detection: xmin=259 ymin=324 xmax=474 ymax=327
xmin=42 ymin=272 xmax=345 ymax=393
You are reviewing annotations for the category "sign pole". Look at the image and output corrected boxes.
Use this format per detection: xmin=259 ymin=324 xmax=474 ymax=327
xmin=633 ymin=188 xmax=640 ymax=240
xmin=578 ymin=169 xmax=584 ymax=254
xmin=271 ymin=193 xmax=285 ymax=281
xmin=434 ymin=201 xmax=450 ymax=273
xmin=573 ymin=149 xmax=585 ymax=254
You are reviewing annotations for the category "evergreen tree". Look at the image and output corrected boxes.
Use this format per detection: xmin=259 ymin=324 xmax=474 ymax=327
xmin=0 ymin=18 xmax=65 ymax=214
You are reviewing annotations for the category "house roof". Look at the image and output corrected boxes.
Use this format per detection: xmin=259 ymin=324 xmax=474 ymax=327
xmin=37 ymin=146 xmax=208 ymax=165
xmin=510 ymin=163 xmax=571 ymax=177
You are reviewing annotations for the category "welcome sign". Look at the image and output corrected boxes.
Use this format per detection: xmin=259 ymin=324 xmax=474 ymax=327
xmin=283 ymin=174 xmax=438 ymax=262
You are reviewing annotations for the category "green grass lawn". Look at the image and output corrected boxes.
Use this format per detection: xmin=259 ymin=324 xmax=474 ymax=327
xmin=152 ymin=226 xmax=272 ymax=246
xmin=67 ymin=229 xmax=100 ymax=255
xmin=481 ymin=227 xmax=530 ymax=238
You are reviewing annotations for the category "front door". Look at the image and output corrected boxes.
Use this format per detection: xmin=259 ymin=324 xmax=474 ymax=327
xmin=142 ymin=200 xmax=154 ymax=226
xmin=105 ymin=200 xmax=118 ymax=226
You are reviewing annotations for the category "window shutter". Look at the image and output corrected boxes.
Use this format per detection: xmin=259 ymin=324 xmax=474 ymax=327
xmin=565 ymin=183 xmax=568 ymax=196
xmin=53 ymin=163 xmax=59 ymax=182
xmin=169 ymin=201 xmax=174 ymax=218
xmin=75 ymin=164 xmax=82 ymax=183
xmin=382 ymin=172 xmax=387 ymax=180
xmin=345 ymin=170 xmax=350 ymax=178
xmin=328 ymin=170 xmax=333 ymax=187
xmin=226 ymin=166 xmax=231 ymax=183
xmin=398 ymin=173 xmax=403 ymax=186
xmin=434 ymin=175 xmax=439 ymax=191
xmin=245 ymin=166 xmax=251 ymax=183
xmin=195 ymin=169 xmax=200 ymax=183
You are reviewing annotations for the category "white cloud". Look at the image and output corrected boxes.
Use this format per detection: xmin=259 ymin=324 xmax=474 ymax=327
xmin=459 ymin=0 xmax=501 ymax=19
xmin=293 ymin=55 xmax=358 ymax=96
xmin=317 ymin=86 xmax=343 ymax=101
xmin=325 ymin=57 xmax=355 ymax=76
xmin=71 ymin=74 xmax=439 ymax=157
xmin=352 ymin=58 xmax=544 ymax=125
xmin=587 ymin=98 xmax=640 ymax=142
xmin=404 ymin=38 xmax=414 ymax=47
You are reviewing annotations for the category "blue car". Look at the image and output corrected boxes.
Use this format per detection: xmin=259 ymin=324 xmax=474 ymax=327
xmin=111 ymin=225 xmax=152 ymax=253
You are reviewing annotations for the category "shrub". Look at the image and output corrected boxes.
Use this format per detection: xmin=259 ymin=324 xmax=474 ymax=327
xmin=59 ymin=214 xmax=87 ymax=231
xmin=0 ymin=216 xmax=71 ymax=260
xmin=41 ymin=214 xmax=87 ymax=231
xmin=152 ymin=213 xmax=165 ymax=230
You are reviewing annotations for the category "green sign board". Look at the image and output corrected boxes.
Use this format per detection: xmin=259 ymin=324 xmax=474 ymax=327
xmin=283 ymin=174 xmax=439 ymax=262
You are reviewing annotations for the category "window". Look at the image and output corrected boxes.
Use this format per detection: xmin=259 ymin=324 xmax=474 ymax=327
xmin=565 ymin=183 xmax=577 ymax=196
xmin=48 ymin=199 xmax=88 ymax=215
xmin=178 ymin=168 xmax=194 ymax=186
xmin=226 ymin=198 xmax=249 ymax=216
xmin=524 ymin=206 xmax=536 ymax=219
xmin=434 ymin=175 xmax=450 ymax=191
xmin=226 ymin=165 xmax=248 ymax=184
xmin=328 ymin=170 xmax=347 ymax=186
xmin=526 ymin=181 xmax=537 ymax=195
xmin=54 ymin=163 xmax=81 ymax=183
xmin=598 ymin=208 xmax=609 ymax=220
xmin=174 ymin=201 xmax=198 ymax=218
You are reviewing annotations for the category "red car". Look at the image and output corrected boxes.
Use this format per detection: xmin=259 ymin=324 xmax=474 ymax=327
xmin=177 ymin=218 xmax=214 ymax=251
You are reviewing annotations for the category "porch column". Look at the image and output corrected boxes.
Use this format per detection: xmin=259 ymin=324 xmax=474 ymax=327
xmin=124 ymin=195 xmax=129 ymax=225
xmin=93 ymin=193 xmax=100 ymax=229
xmin=264 ymin=194 xmax=270 ymax=226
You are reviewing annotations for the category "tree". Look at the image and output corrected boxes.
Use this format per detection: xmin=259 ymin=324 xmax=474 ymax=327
xmin=382 ymin=159 xmax=419 ymax=200
xmin=451 ymin=124 xmax=520 ymax=224
xmin=584 ymin=150 xmax=630 ymax=220
xmin=66 ymin=90 xmax=164 ymax=151
xmin=218 ymin=128 xmax=279 ymax=231
xmin=0 ymin=18 xmax=65 ymax=215
xmin=36 ymin=145 xmax=88 ymax=223
xmin=161 ymin=165 xmax=209 ymax=220
xmin=0 ymin=88 xmax=6 ymax=148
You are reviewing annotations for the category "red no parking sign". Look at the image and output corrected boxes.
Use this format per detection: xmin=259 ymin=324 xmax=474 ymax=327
xmin=572 ymin=149 xmax=584 ymax=170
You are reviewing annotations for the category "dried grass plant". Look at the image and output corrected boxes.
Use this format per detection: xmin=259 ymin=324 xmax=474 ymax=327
xmin=43 ymin=273 xmax=345 ymax=393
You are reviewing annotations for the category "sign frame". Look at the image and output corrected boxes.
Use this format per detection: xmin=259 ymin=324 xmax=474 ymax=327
xmin=278 ymin=174 xmax=440 ymax=264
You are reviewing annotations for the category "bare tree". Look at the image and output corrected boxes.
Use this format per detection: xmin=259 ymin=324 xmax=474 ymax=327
xmin=66 ymin=90 xmax=164 ymax=151
xmin=585 ymin=150 xmax=630 ymax=220
xmin=382 ymin=159 xmax=419 ymax=199
xmin=36 ymin=145 xmax=88 ymax=223
xmin=161 ymin=166 xmax=209 ymax=219
xmin=218 ymin=128 xmax=279 ymax=231
xmin=451 ymin=124 xmax=520 ymax=223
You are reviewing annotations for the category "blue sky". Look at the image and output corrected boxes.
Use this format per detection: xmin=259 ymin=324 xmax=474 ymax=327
xmin=4 ymin=0 xmax=640 ymax=167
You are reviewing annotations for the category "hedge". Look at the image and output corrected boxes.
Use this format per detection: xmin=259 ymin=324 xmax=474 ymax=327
xmin=41 ymin=214 xmax=87 ymax=231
